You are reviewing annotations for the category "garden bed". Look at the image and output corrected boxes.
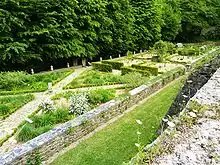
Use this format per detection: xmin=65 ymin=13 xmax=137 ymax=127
xmin=16 ymin=88 xmax=120 ymax=143
xmin=0 ymin=69 xmax=74 ymax=95
xmin=0 ymin=94 xmax=35 ymax=119
xmin=64 ymin=70 xmax=150 ymax=89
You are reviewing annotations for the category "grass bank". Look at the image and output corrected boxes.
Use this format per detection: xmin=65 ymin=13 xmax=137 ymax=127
xmin=51 ymin=77 xmax=186 ymax=165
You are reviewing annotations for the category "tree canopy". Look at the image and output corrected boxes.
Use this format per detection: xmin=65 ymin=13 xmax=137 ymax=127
xmin=0 ymin=0 xmax=219 ymax=70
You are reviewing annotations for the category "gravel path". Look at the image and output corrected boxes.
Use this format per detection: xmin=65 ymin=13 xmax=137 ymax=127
xmin=152 ymin=68 xmax=220 ymax=165
xmin=0 ymin=67 xmax=88 ymax=153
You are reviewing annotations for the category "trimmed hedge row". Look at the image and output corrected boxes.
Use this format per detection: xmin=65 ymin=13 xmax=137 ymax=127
xmin=146 ymin=67 xmax=185 ymax=86
xmin=102 ymin=60 xmax=124 ymax=70
xmin=178 ymin=47 xmax=200 ymax=56
xmin=121 ymin=66 xmax=150 ymax=76
xmin=131 ymin=64 xmax=159 ymax=75
xmin=92 ymin=62 xmax=113 ymax=72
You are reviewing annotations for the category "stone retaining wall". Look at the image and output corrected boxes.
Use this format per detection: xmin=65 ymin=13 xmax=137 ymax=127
xmin=0 ymin=70 xmax=185 ymax=165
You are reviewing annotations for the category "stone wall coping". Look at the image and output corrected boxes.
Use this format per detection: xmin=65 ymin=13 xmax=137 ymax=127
xmin=129 ymin=85 xmax=148 ymax=96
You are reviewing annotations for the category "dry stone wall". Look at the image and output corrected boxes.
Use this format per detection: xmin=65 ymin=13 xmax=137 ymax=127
xmin=0 ymin=70 xmax=185 ymax=165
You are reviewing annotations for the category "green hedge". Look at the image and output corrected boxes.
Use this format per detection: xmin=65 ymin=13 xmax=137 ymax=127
xmin=131 ymin=64 xmax=158 ymax=75
xmin=146 ymin=67 xmax=185 ymax=86
xmin=178 ymin=47 xmax=200 ymax=56
xmin=121 ymin=66 xmax=150 ymax=76
xmin=92 ymin=62 xmax=113 ymax=72
xmin=102 ymin=60 xmax=124 ymax=70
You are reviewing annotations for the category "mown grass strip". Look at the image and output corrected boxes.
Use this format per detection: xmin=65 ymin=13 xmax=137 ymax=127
xmin=51 ymin=77 xmax=186 ymax=165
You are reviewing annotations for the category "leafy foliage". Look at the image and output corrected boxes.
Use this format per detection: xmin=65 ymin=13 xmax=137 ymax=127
xmin=69 ymin=93 xmax=90 ymax=116
xmin=0 ymin=69 xmax=74 ymax=94
xmin=0 ymin=0 xmax=220 ymax=70
xmin=0 ymin=94 xmax=34 ymax=118
xmin=17 ymin=108 xmax=72 ymax=142
xmin=39 ymin=99 xmax=56 ymax=113
xmin=65 ymin=70 xmax=123 ymax=89
xmin=88 ymin=88 xmax=116 ymax=105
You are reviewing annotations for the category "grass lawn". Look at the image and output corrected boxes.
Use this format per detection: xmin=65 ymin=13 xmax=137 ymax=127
xmin=51 ymin=77 xmax=185 ymax=165
xmin=0 ymin=94 xmax=35 ymax=118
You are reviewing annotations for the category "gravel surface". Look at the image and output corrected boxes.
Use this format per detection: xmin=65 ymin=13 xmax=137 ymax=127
xmin=152 ymin=68 xmax=220 ymax=165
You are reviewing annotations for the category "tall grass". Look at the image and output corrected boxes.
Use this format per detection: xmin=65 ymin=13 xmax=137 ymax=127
xmin=0 ymin=94 xmax=34 ymax=118
xmin=17 ymin=108 xmax=74 ymax=142
xmin=0 ymin=69 xmax=74 ymax=95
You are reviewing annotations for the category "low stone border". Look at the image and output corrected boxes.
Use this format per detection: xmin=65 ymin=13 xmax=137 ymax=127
xmin=0 ymin=69 xmax=184 ymax=165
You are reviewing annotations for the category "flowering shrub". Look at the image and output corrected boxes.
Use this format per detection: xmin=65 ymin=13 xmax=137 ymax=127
xmin=39 ymin=99 xmax=56 ymax=113
xmin=69 ymin=92 xmax=90 ymax=116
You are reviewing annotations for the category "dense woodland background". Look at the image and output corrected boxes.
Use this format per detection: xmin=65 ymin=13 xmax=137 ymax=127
xmin=0 ymin=0 xmax=220 ymax=71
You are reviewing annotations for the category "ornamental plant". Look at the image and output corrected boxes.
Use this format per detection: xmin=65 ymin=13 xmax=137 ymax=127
xmin=153 ymin=40 xmax=168 ymax=62
xmin=39 ymin=99 xmax=56 ymax=113
xmin=69 ymin=92 xmax=90 ymax=116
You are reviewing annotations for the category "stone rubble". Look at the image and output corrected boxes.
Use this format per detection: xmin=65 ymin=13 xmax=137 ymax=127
xmin=193 ymin=68 xmax=220 ymax=106
xmin=152 ymin=68 xmax=220 ymax=165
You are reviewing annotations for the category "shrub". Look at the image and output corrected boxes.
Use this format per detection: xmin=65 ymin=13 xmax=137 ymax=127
xmin=69 ymin=93 xmax=90 ymax=116
xmin=121 ymin=67 xmax=150 ymax=76
xmin=88 ymin=89 xmax=116 ymax=105
xmin=131 ymin=64 xmax=158 ymax=75
xmin=0 ymin=71 xmax=33 ymax=90
xmin=53 ymin=108 xmax=71 ymax=123
xmin=92 ymin=62 xmax=112 ymax=72
xmin=178 ymin=46 xmax=200 ymax=56
xmin=17 ymin=108 xmax=71 ymax=142
xmin=153 ymin=41 xmax=175 ymax=62
xmin=166 ymin=42 xmax=176 ymax=54
xmin=122 ymin=72 xmax=149 ymax=88
xmin=102 ymin=60 xmax=124 ymax=70
xmin=39 ymin=99 xmax=56 ymax=113
xmin=0 ymin=105 xmax=10 ymax=116
xmin=32 ymin=114 xmax=55 ymax=128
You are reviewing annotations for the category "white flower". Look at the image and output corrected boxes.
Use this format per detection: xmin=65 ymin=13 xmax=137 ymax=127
xmin=136 ymin=120 xmax=142 ymax=125
xmin=135 ymin=143 xmax=140 ymax=147
xmin=69 ymin=92 xmax=90 ymax=116
xmin=167 ymin=121 xmax=175 ymax=128
xmin=137 ymin=131 xmax=142 ymax=135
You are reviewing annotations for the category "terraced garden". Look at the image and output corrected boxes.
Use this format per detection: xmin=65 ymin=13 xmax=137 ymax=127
xmin=0 ymin=42 xmax=219 ymax=165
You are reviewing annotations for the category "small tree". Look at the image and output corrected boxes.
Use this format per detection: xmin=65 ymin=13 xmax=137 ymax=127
xmin=153 ymin=40 xmax=168 ymax=62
